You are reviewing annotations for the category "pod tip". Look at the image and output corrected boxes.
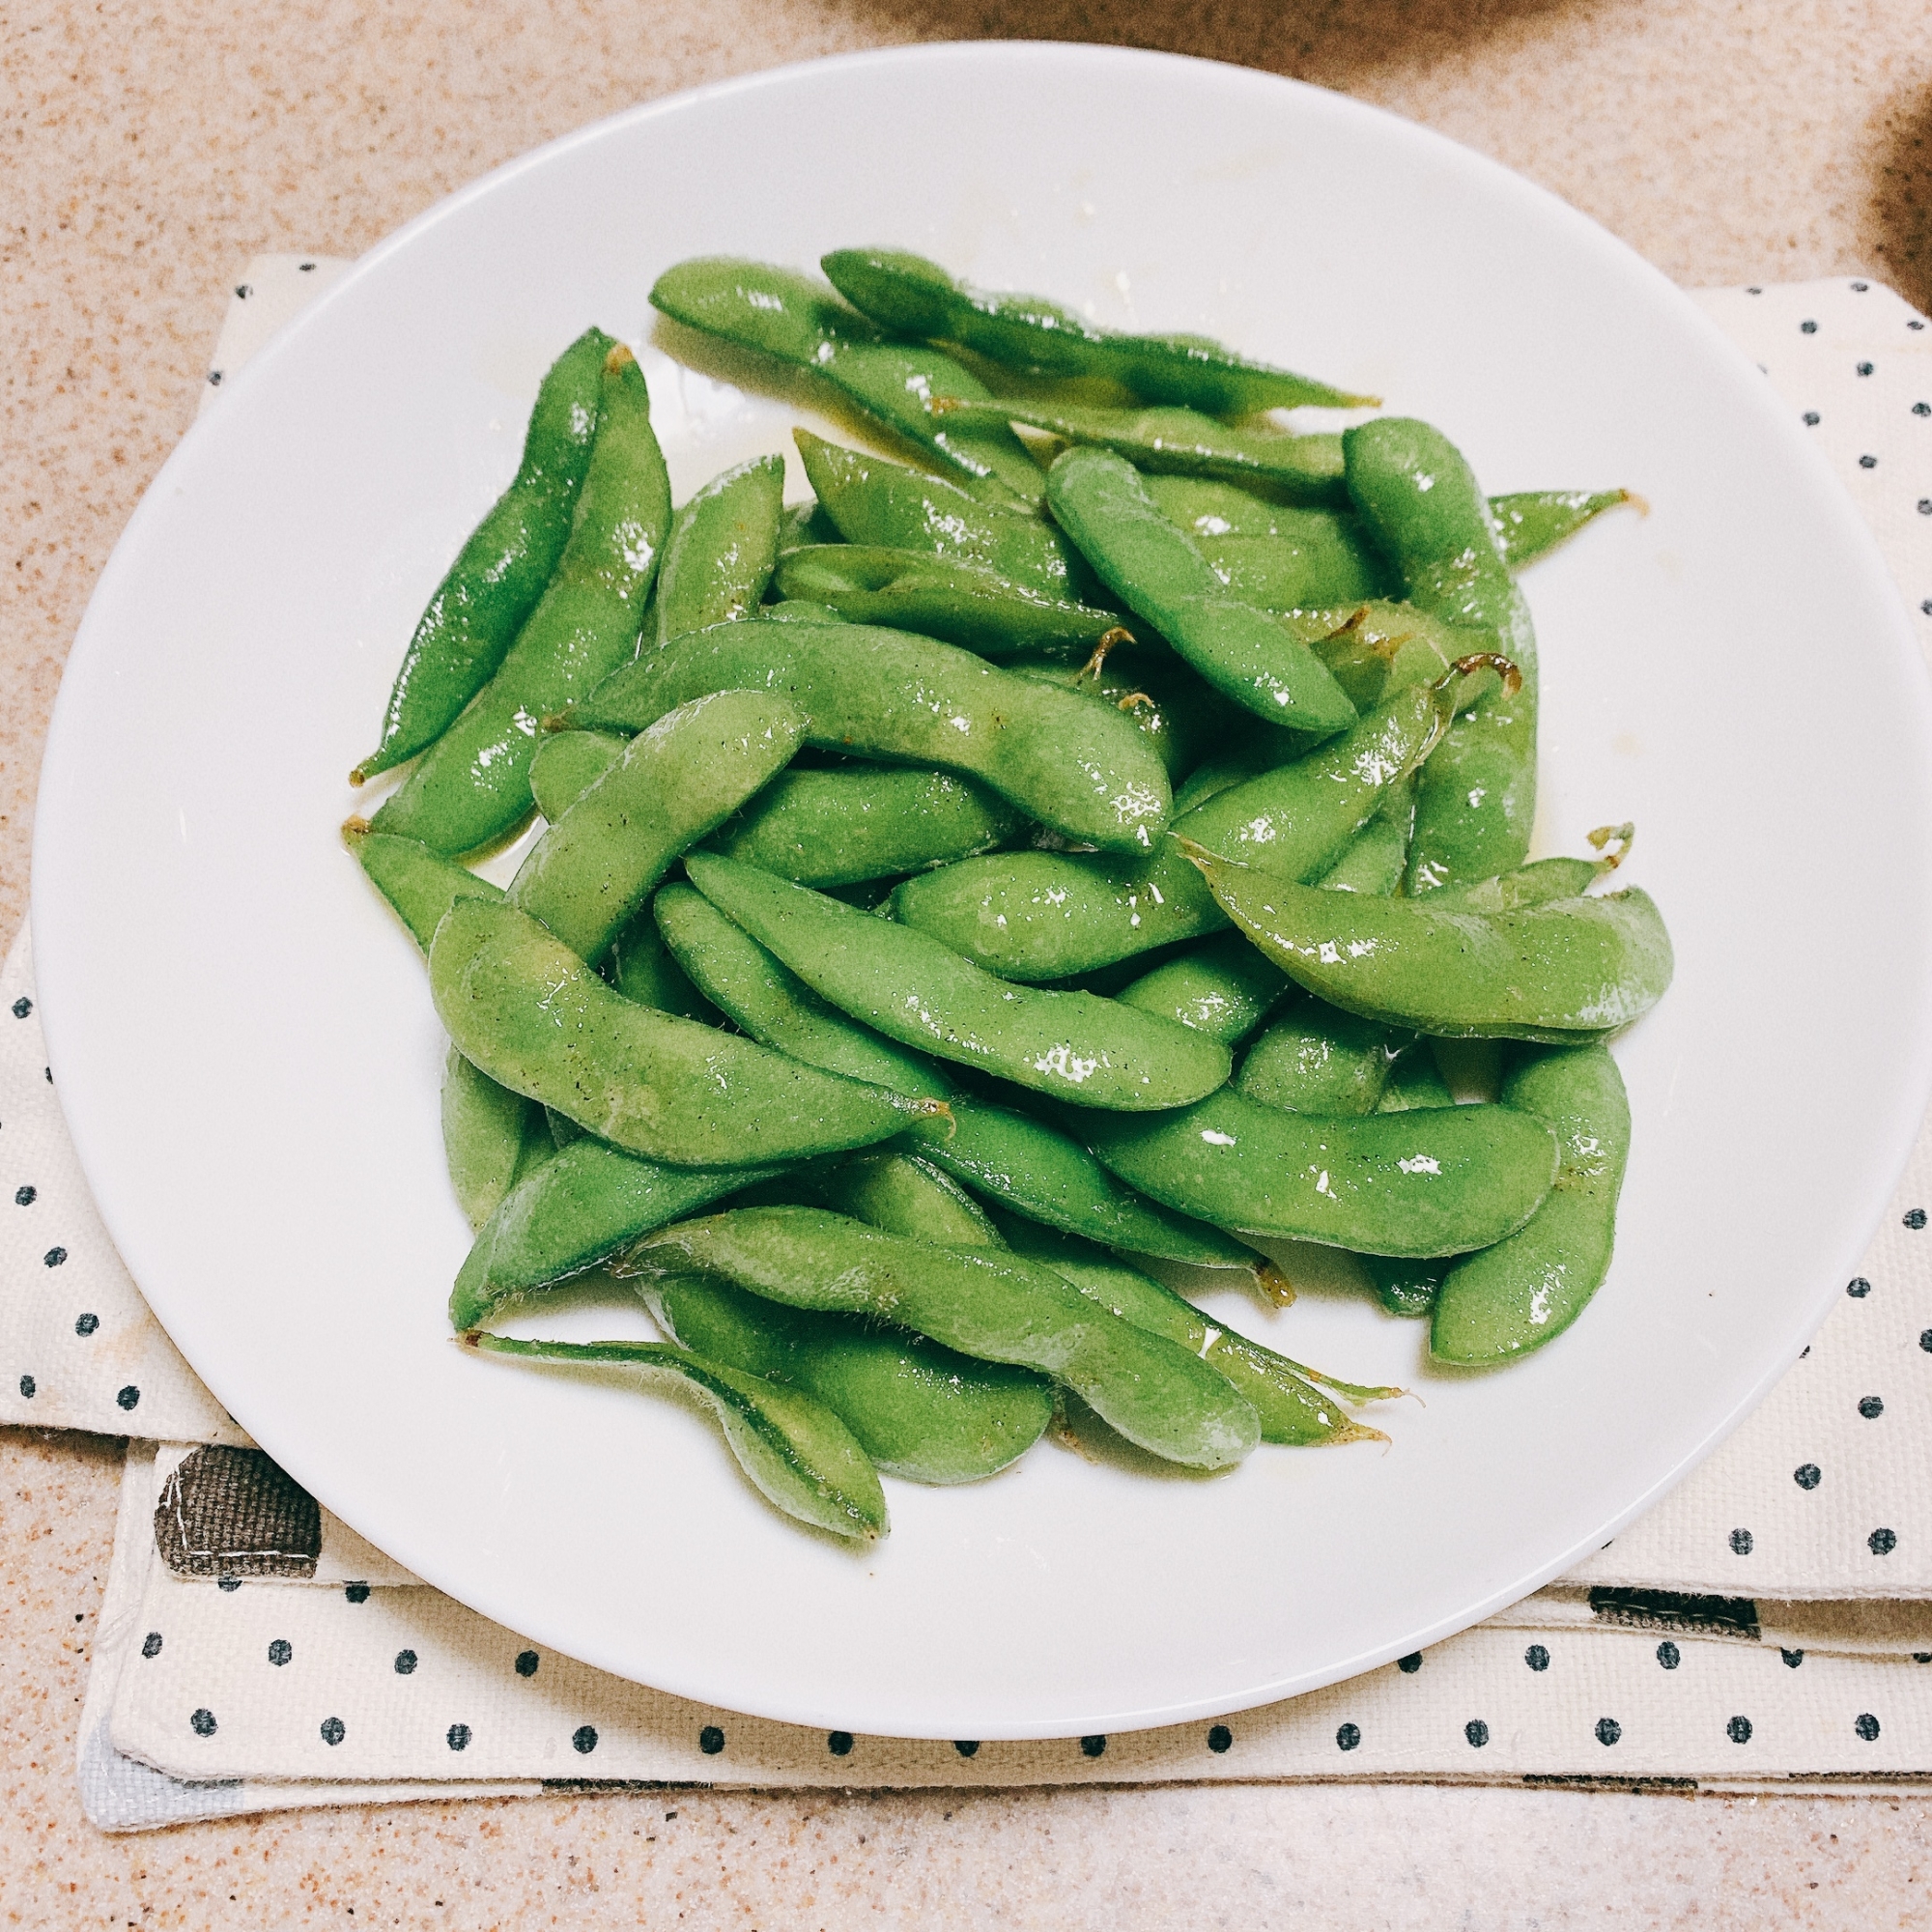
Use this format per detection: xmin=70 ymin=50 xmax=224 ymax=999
xmin=1254 ymin=1260 xmax=1296 ymax=1308
xmin=340 ymin=815 xmax=371 ymax=849
xmin=605 ymin=342 xmax=637 ymax=375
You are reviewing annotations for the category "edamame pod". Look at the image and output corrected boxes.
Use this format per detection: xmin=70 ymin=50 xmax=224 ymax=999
xmin=371 ymin=347 xmax=672 ymax=856
xmin=887 ymin=839 xmax=1224 ymax=982
xmin=949 ymin=398 xmax=1348 ymax=500
xmin=1191 ymin=856 xmax=1675 ymax=1042
xmin=810 ymin=1147 xmax=1002 ymax=1247
xmin=441 ymin=1045 xmax=547 ymax=1232
xmin=683 ymin=854 xmax=1231 ymax=1112
xmin=1360 ymin=1042 xmax=1457 ymax=1317
xmin=1198 ymin=532 xmax=1390 ymax=612
xmin=1344 ymin=418 xmax=1536 ymax=889
xmin=1431 ymin=1044 xmax=1632 ymax=1364
xmin=911 ymin=1093 xmax=1263 ymax=1271
xmin=528 ymin=728 xmax=626 ymax=822
xmin=655 ymin=454 xmax=785 ymax=643
xmin=777 ymin=499 xmax=840 ymax=554
xmin=606 ymin=910 xmax=719 ymax=1023
xmin=991 ymin=1214 xmax=1378 ymax=1446
xmin=1006 ymin=648 xmax=1236 ymax=781
xmin=428 ymin=898 xmax=941 ymax=1165
xmin=792 ymin=431 xmax=1090 ymax=600
xmin=464 ymin=1332 xmax=887 ymax=1541
xmin=645 ymin=1274 xmax=1052 ymax=1484
xmin=654 ymin=881 xmax=952 ymax=1100
xmin=509 ymin=690 xmax=805 ymax=962
xmin=343 ymin=820 xmax=501 ymax=952
xmin=773 ymin=546 xmax=1119 ymax=656
xmin=1115 ymin=931 xmax=1291 ymax=1047
xmin=575 ymin=617 xmax=1171 ymax=855
xmin=649 ymin=259 xmax=1042 ymax=505
xmin=1236 ymin=1000 xmax=1408 ymax=1117
xmin=708 ymin=765 xmax=1024 ymax=887
xmin=1492 ymin=490 xmax=1633 ymax=572
xmin=821 ymin=248 xmax=1370 ymax=413
xmin=449 ymin=1141 xmax=781 ymax=1329
xmin=1046 ymin=447 xmax=1357 ymax=735
xmin=1316 ymin=771 xmax=1416 ymax=895
xmin=621 ymin=1208 xmax=1260 ymax=1469
xmin=1075 ymin=1085 xmax=1558 ymax=1256
xmin=354 ymin=327 xmax=611 ymax=782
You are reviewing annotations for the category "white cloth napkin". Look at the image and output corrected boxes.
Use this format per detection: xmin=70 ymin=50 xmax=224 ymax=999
xmin=11 ymin=259 xmax=1931 ymax=1829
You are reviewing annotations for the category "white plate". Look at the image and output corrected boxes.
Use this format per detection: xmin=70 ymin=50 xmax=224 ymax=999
xmin=32 ymin=43 xmax=1932 ymax=1740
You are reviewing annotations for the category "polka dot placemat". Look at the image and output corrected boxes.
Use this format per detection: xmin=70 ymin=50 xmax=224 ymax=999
xmin=18 ymin=260 xmax=1932 ymax=1827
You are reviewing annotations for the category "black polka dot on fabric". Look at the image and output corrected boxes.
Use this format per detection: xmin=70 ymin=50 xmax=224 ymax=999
xmin=1464 ymin=1719 xmax=1490 ymax=1748
xmin=1920 ymin=1330 xmax=1932 ymax=1353
xmin=1208 ymin=1724 xmax=1233 ymax=1754
xmin=321 ymin=1717 xmax=345 ymax=1747
xmin=1796 ymin=1463 xmax=1822 ymax=1490
xmin=1595 ymin=1719 xmax=1622 ymax=1747
xmin=1918 ymin=403 xmax=1932 ymax=416
xmin=1859 ymin=361 xmax=1876 ymax=377
xmin=1848 ymin=1277 xmax=1871 ymax=1297
xmin=1803 ymin=411 xmax=1821 ymax=426
xmin=1855 ymin=1713 xmax=1881 ymax=1742
xmin=574 ymin=1725 xmax=599 ymax=1755
xmin=43 ymin=1247 xmax=66 ymax=1268
xmin=952 ymin=1740 xmax=980 ymax=1759
xmin=141 ymin=1632 xmax=162 ymax=1660
xmin=1524 ymin=1645 xmax=1550 ymax=1672
xmin=15 ymin=1375 xmax=31 ymax=1400
xmin=446 ymin=1723 xmax=471 ymax=1752
xmin=1871 ymin=1527 xmax=1898 ymax=1555
xmin=394 ymin=1650 xmax=417 ymax=1675
xmin=115 ymin=1385 xmax=139 ymax=1411
xmin=10 ymin=997 xmax=29 ymax=1018
xmin=190 ymin=1708 xmax=216 ymax=1737
xmin=1919 ymin=502 xmax=1932 ymax=518
xmin=1657 ymin=1641 xmax=1682 ymax=1670
xmin=344 ymin=1583 xmax=370 ymax=1605
xmin=1911 ymin=320 xmax=1926 ymax=331
xmin=1801 ymin=319 xmax=1819 ymax=333
xmin=1853 ymin=280 xmax=1870 ymax=292
xmin=1909 ymin=1208 xmax=1930 ymax=1227
xmin=514 ymin=1650 xmax=539 ymax=1678
xmin=1397 ymin=1652 xmax=1423 ymax=1674
xmin=1860 ymin=1396 xmax=1886 ymax=1420
xmin=1782 ymin=1649 xmax=1804 ymax=1668
xmin=827 ymin=1731 xmax=854 ymax=1757
xmin=1922 ymin=602 xmax=1932 ymax=617
xmin=698 ymin=1725 xmax=724 ymax=1756
xmin=14 ymin=1186 xmax=34 ymax=1207
xmin=1080 ymin=1735 xmax=1107 ymax=1759
xmin=235 ymin=283 xmax=252 ymax=299
xmin=1728 ymin=1716 xmax=1753 ymax=1744
xmin=1918 ymin=1655 xmax=1932 ymax=1665
xmin=1335 ymin=1723 xmax=1360 ymax=1752
xmin=269 ymin=1639 xmax=291 ymax=1666
xmin=216 ymin=1577 xmax=240 ymax=1593
xmin=1730 ymin=1529 xmax=1754 ymax=1555
xmin=73 ymin=1313 xmax=97 ymax=1336
xmin=1861 ymin=454 xmax=1879 ymax=468
xmin=207 ymin=370 xmax=222 ymax=387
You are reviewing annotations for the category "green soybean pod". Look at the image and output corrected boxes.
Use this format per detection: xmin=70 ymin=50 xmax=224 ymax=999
xmin=683 ymin=854 xmax=1232 ymax=1112
xmin=1198 ymin=532 xmax=1391 ymax=612
xmin=776 ymin=498 xmax=841 ymax=554
xmin=528 ymin=728 xmax=627 ymax=822
xmin=605 ymin=910 xmax=719 ymax=1023
xmin=575 ymin=617 xmax=1171 ymax=855
xmin=645 ymin=1274 xmax=1052 ymax=1485
xmin=354 ymin=327 xmax=612 ymax=784
xmin=464 ymin=1332 xmax=887 ymax=1541
xmin=886 ymin=840 xmax=1224 ymax=982
xmin=793 ymin=431 xmax=1092 ymax=601
xmin=655 ymin=455 xmax=785 ymax=643
xmin=708 ymin=766 xmax=1024 ymax=888
xmin=428 ymin=898 xmax=943 ymax=1166
xmin=1315 ymin=771 xmax=1417 ymax=896
xmin=1430 ymin=1044 xmax=1632 ymax=1365
xmin=344 ymin=820 xmax=502 ymax=952
xmin=621 ymin=1208 xmax=1259 ymax=1470
xmin=1359 ymin=1042 xmax=1458 ymax=1318
xmin=1146 ymin=476 xmax=1369 ymax=541
xmin=1492 ymin=490 xmax=1634 ymax=573
xmin=911 ymin=1093 xmax=1266 ymax=1273
xmin=654 ymin=881 xmax=952 ymax=1100
xmin=820 ymin=248 xmax=1371 ymax=414
xmin=648 ymin=259 xmax=1042 ymax=506
xmin=773 ymin=546 xmax=1120 ymax=656
xmin=990 ymin=1213 xmax=1378 ymax=1446
xmin=1236 ymin=1000 xmax=1408 ymax=1118
xmin=1115 ymin=931 xmax=1292 ymax=1047
xmin=1046 ymin=447 xmax=1356 ymax=736
xmin=371 ymin=346 xmax=672 ymax=857
xmin=1191 ymin=854 xmax=1674 ymax=1042
xmin=1344 ymin=418 xmax=1535 ymax=891
xmin=949 ymin=397 xmax=1349 ymax=501
xmin=449 ymin=1142 xmax=783 ymax=1329
xmin=1006 ymin=648 xmax=1236 ymax=781
xmin=509 ymin=690 xmax=806 ymax=963
xmin=441 ymin=1044 xmax=548 ymax=1232
xmin=1077 ymin=1083 xmax=1558 ymax=1256
xmin=811 ymin=1147 xmax=1002 ymax=1247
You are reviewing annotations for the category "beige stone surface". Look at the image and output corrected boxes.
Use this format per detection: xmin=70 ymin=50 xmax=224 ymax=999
xmin=7 ymin=0 xmax=1932 ymax=1920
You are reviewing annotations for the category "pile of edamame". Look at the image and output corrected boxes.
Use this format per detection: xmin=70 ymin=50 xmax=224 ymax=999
xmin=344 ymin=253 xmax=1670 ymax=1544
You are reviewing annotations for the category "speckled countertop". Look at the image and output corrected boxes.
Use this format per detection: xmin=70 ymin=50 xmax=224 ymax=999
xmin=6 ymin=3 xmax=1932 ymax=1922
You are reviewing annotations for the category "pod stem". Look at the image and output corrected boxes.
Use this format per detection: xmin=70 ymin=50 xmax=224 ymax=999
xmin=1253 ymin=1260 xmax=1297 ymax=1308
xmin=1587 ymin=821 xmax=1636 ymax=874
xmin=1076 ymin=626 xmax=1136 ymax=684
xmin=1444 ymin=651 xmax=1522 ymax=699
